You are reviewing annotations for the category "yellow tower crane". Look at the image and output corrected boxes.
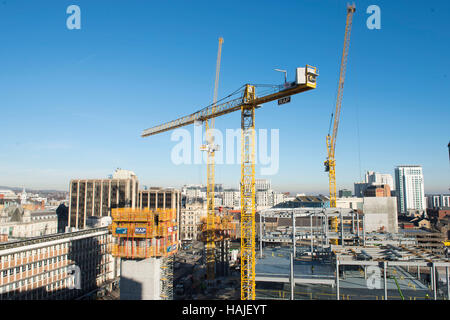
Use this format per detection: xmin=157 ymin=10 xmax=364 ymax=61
xmin=324 ymin=4 xmax=356 ymax=244
xmin=202 ymin=37 xmax=224 ymax=281
xmin=142 ymin=65 xmax=318 ymax=300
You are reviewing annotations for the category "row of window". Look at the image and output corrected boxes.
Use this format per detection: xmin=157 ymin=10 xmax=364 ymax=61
xmin=0 ymin=278 xmax=70 ymax=295
xmin=0 ymin=243 xmax=69 ymax=263
xmin=1 ymin=240 xmax=108 ymax=267
xmin=2 ymin=256 xmax=67 ymax=278
xmin=1 ymin=266 xmax=69 ymax=292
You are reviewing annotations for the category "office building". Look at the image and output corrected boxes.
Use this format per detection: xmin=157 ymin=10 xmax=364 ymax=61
xmin=395 ymin=165 xmax=426 ymax=215
xmin=68 ymin=169 xmax=139 ymax=230
xmin=0 ymin=227 xmax=118 ymax=300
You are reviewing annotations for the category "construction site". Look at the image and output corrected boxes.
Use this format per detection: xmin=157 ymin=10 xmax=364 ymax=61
xmin=106 ymin=3 xmax=450 ymax=301
xmin=254 ymin=207 xmax=450 ymax=300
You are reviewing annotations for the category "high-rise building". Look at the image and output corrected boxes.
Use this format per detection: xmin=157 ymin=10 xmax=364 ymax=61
xmin=365 ymin=171 xmax=394 ymax=191
xmin=395 ymin=165 xmax=426 ymax=215
xmin=68 ymin=169 xmax=139 ymax=230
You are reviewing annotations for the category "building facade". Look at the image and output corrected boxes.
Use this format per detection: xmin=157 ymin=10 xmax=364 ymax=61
xmin=364 ymin=184 xmax=391 ymax=197
xmin=223 ymin=189 xmax=240 ymax=208
xmin=0 ymin=227 xmax=118 ymax=300
xmin=68 ymin=169 xmax=139 ymax=230
xmin=354 ymin=182 xmax=370 ymax=198
xmin=138 ymin=187 xmax=181 ymax=241
xmin=255 ymin=179 xmax=271 ymax=191
xmin=338 ymin=189 xmax=352 ymax=198
xmin=395 ymin=165 xmax=426 ymax=215
xmin=0 ymin=206 xmax=57 ymax=240
xmin=426 ymin=194 xmax=450 ymax=209
xmin=180 ymin=202 xmax=206 ymax=241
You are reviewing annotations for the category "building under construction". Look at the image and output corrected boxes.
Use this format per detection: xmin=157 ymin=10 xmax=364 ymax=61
xmin=254 ymin=207 xmax=450 ymax=300
xmin=198 ymin=212 xmax=237 ymax=278
xmin=110 ymin=208 xmax=178 ymax=300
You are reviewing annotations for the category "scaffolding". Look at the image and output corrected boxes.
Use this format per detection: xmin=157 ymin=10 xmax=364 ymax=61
xmin=198 ymin=214 xmax=237 ymax=278
xmin=160 ymin=255 xmax=174 ymax=300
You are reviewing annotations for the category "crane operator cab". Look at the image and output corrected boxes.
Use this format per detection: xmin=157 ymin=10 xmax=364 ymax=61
xmin=296 ymin=65 xmax=318 ymax=88
xmin=324 ymin=159 xmax=330 ymax=172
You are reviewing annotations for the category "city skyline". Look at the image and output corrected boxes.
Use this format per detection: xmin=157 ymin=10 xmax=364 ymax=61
xmin=0 ymin=1 xmax=449 ymax=194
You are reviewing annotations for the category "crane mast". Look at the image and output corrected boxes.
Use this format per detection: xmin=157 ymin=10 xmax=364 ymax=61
xmin=204 ymin=37 xmax=224 ymax=281
xmin=142 ymin=64 xmax=318 ymax=300
xmin=325 ymin=4 xmax=355 ymax=243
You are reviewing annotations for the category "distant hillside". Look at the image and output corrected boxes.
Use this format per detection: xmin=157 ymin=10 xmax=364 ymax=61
xmin=0 ymin=186 xmax=68 ymax=193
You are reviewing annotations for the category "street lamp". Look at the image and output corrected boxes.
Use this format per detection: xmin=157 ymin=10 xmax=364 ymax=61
xmin=274 ymin=69 xmax=287 ymax=83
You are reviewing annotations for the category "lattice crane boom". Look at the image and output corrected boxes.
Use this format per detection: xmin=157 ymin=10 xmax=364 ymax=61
xmin=325 ymin=4 xmax=355 ymax=205
xmin=205 ymin=37 xmax=224 ymax=281
xmin=325 ymin=4 xmax=355 ymax=244
xmin=141 ymin=67 xmax=317 ymax=138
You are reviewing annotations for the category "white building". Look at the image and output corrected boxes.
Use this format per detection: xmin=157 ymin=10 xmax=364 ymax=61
xmin=256 ymin=191 xmax=270 ymax=208
xmin=180 ymin=202 xmax=206 ymax=241
xmin=0 ymin=207 xmax=58 ymax=239
xmin=223 ymin=190 xmax=240 ymax=209
xmin=365 ymin=171 xmax=394 ymax=190
xmin=395 ymin=165 xmax=426 ymax=215
xmin=256 ymin=190 xmax=285 ymax=209
xmin=336 ymin=197 xmax=364 ymax=210
xmin=255 ymin=179 xmax=271 ymax=191
xmin=273 ymin=193 xmax=285 ymax=207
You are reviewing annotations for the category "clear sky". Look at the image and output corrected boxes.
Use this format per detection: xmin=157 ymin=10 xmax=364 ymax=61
xmin=0 ymin=0 xmax=449 ymax=194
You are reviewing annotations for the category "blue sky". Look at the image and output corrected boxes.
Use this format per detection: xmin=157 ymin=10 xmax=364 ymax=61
xmin=0 ymin=0 xmax=449 ymax=194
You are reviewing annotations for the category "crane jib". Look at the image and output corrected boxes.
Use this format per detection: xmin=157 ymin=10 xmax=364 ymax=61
xmin=141 ymin=77 xmax=316 ymax=138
